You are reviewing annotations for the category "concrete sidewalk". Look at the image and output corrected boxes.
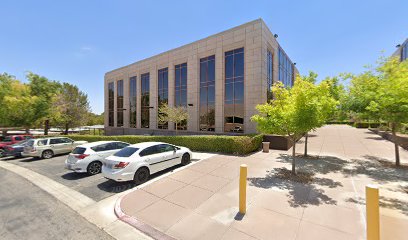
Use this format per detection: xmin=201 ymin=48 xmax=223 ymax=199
xmin=118 ymin=125 xmax=408 ymax=240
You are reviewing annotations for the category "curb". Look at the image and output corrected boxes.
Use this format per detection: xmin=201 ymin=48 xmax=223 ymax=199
xmin=114 ymin=194 xmax=176 ymax=240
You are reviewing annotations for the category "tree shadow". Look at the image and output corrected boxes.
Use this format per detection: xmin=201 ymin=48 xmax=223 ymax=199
xmin=348 ymin=155 xmax=408 ymax=183
xmin=248 ymin=168 xmax=337 ymax=208
xmin=345 ymin=196 xmax=408 ymax=216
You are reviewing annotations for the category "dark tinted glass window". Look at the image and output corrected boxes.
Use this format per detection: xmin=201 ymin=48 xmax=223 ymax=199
xmin=199 ymin=55 xmax=215 ymax=131
xmin=60 ymin=138 xmax=73 ymax=143
xmin=278 ymin=47 xmax=294 ymax=87
xmin=267 ymin=49 xmax=273 ymax=101
xmin=141 ymin=73 xmax=150 ymax=128
xmin=50 ymin=138 xmax=63 ymax=144
xmin=15 ymin=136 xmax=23 ymax=141
xmin=175 ymin=63 xmax=187 ymax=130
xmin=158 ymin=68 xmax=169 ymax=129
xmin=116 ymin=142 xmax=130 ymax=149
xmin=108 ymin=82 xmax=114 ymax=126
xmin=157 ymin=144 xmax=175 ymax=153
xmin=91 ymin=144 xmax=108 ymax=152
xmin=114 ymin=147 xmax=139 ymax=157
xmin=224 ymin=48 xmax=244 ymax=133
xmin=117 ymin=80 xmax=124 ymax=127
xmin=129 ymin=76 xmax=137 ymax=128
xmin=72 ymin=147 xmax=86 ymax=154
xmin=139 ymin=146 xmax=159 ymax=157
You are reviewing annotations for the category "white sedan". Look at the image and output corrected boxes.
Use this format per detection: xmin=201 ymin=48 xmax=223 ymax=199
xmin=102 ymin=142 xmax=192 ymax=184
xmin=65 ymin=141 xmax=130 ymax=175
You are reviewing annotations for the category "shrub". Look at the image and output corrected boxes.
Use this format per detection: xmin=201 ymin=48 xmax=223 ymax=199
xmin=353 ymin=122 xmax=381 ymax=128
xmin=69 ymin=134 xmax=263 ymax=155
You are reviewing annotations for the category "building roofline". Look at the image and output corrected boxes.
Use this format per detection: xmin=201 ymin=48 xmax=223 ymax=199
xmin=105 ymin=18 xmax=263 ymax=75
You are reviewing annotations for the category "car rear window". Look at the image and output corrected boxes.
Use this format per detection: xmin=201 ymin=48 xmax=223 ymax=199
xmin=113 ymin=147 xmax=139 ymax=157
xmin=27 ymin=140 xmax=35 ymax=147
xmin=72 ymin=147 xmax=86 ymax=154
xmin=37 ymin=139 xmax=48 ymax=146
xmin=3 ymin=137 xmax=12 ymax=142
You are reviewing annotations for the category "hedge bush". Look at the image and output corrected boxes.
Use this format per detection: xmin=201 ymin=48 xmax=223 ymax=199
xmin=69 ymin=134 xmax=264 ymax=155
xmin=353 ymin=122 xmax=381 ymax=128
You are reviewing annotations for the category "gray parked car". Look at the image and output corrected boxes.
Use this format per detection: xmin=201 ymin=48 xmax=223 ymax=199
xmin=22 ymin=137 xmax=88 ymax=159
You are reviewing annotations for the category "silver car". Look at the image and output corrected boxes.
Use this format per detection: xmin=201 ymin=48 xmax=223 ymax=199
xmin=23 ymin=137 xmax=88 ymax=159
xmin=65 ymin=141 xmax=130 ymax=175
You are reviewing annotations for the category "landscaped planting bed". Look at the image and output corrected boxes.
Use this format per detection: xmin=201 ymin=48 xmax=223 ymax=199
xmin=69 ymin=134 xmax=263 ymax=155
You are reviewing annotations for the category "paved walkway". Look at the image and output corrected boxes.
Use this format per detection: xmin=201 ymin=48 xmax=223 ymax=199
xmin=118 ymin=125 xmax=408 ymax=240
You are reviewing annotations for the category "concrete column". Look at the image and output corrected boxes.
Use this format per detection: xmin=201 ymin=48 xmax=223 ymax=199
xmin=150 ymin=66 xmax=158 ymax=129
xmin=168 ymin=63 xmax=175 ymax=130
xmin=187 ymin=53 xmax=199 ymax=132
xmin=123 ymin=75 xmax=130 ymax=128
xmin=215 ymin=47 xmax=224 ymax=133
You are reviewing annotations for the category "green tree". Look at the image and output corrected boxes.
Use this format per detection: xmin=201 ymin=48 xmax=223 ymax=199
xmin=26 ymin=72 xmax=61 ymax=131
xmin=158 ymin=104 xmax=189 ymax=134
xmin=0 ymin=78 xmax=40 ymax=132
xmin=0 ymin=73 xmax=17 ymax=127
xmin=365 ymin=57 xmax=408 ymax=166
xmin=52 ymin=83 xmax=90 ymax=134
xmin=86 ymin=112 xmax=104 ymax=126
xmin=251 ymin=76 xmax=336 ymax=174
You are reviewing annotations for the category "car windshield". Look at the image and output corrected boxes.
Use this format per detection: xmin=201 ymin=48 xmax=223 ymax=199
xmin=113 ymin=147 xmax=139 ymax=157
xmin=3 ymin=137 xmax=12 ymax=142
xmin=72 ymin=147 xmax=86 ymax=154
xmin=11 ymin=140 xmax=28 ymax=146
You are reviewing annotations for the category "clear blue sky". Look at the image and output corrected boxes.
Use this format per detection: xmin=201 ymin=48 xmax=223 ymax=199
xmin=1 ymin=0 xmax=407 ymax=114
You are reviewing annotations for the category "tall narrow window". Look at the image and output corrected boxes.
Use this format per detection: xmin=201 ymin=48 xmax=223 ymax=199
xmin=117 ymin=80 xmax=124 ymax=127
xmin=129 ymin=76 xmax=137 ymax=128
xmin=141 ymin=73 xmax=150 ymax=128
xmin=175 ymin=63 xmax=187 ymax=130
xmin=224 ymin=48 xmax=244 ymax=133
xmin=108 ymin=82 xmax=114 ymax=127
xmin=278 ymin=47 xmax=294 ymax=87
xmin=158 ymin=68 xmax=168 ymax=129
xmin=199 ymin=55 xmax=215 ymax=131
xmin=267 ymin=50 xmax=273 ymax=101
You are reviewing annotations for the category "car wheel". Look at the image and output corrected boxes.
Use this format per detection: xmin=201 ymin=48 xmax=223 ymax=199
xmin=181 ymin=153 xmax=191 ymax=166
xmin=87 ymin=161 xmax=102 ymax=175
xmin=42 ymin=150 xmax=54 ymax=159
xmin=133 ymin=167 xmax=150 ymax=185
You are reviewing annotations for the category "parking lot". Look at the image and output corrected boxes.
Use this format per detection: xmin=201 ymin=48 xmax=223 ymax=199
xmin=0 ymin=152 xmax=214 ymax=202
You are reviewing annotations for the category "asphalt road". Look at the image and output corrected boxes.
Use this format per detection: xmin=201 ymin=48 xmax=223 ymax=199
xmin=1 ymin=153 xmax=200 ymax=202
xmin=0 ymin=167 xmax=114 ymax=240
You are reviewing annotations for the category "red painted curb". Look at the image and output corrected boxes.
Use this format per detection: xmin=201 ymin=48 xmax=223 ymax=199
xmin=114 ymin=193 xmax=176 ymax=240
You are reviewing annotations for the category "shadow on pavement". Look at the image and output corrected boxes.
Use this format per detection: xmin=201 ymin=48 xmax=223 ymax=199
xmin=96 ymin=164 xmax=185 ymax=194
xmin=61 ymin=172 xmax=91 ymax=180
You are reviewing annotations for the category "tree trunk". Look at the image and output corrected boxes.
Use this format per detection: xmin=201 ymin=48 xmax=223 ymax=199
xmin=292 ymin=139 xmax=296 ymax=175
xmin=64 ymin=124 xmax=69 ymax=135
xmin=44 ymin=119 xmax=49 ymax=135
xmin=25 ymin=128 xmax=30 ymax=134
xmin=391 ymin=123 xmax=400 ymax=166
xmin=175 ymin=123 xmax=178 ymax=136
xmin=304 ymin=132 xmax=308 ymax=157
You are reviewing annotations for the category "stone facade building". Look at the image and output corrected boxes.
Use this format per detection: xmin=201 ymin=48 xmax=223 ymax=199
xmin=104 ymin=19 xmax=298 ymax=135
xmin=393 ymin=38 xmax=408 ymax=62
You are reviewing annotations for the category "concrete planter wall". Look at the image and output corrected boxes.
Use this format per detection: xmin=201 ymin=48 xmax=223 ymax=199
xmin=263 ymin=135 xmax=294 ymax=150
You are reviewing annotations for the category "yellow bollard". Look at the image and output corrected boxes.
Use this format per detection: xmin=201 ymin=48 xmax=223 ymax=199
xmin=239 ymin=164 xmax=247 ymax=214
xmin=366 ymin=184 xmax=380 ymax=240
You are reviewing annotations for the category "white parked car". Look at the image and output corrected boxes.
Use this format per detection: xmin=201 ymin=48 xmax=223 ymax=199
xmin=65 ymin=141 xmax=130 ymax=175
xmin=102 ymin=142 xmax=192 ymax=184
